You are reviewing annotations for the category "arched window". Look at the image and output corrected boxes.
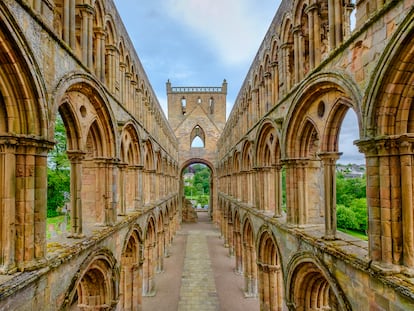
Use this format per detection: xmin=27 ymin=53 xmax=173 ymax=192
xmin=190 ymin=125 xmax=205 ymax=148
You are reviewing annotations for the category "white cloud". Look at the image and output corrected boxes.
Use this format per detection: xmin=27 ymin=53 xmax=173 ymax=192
xmin=163 ymin=0 xmax=275 ymax=65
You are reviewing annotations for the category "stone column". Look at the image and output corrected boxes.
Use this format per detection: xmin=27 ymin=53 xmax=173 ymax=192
xmin=67 ymin=150 xmax=86 ymax=238
xmin=143 ymin=243 xmax=156 ymax=296
xmin=118 ymin=162 xmax=127 ymax=216
xmin=400 ymin=139 xmax=414 ymax=271
xmin=334 ymin=0 xmax=343 ymax=46
xmin=156 ymin=229 xmax=164 ymax=273
xmin=134 ymin=165 xmax=143 ymax=211
xmin=94 ymin=28 xmax=106 ymax=81
xmin=328 ymin=0 xmax=336 ymax=50
xmin=63 ymin=0 xmax=70 ymax=43
xmin=319 ymin=152 xmax=342 ymax=240
xmin=254 ymin=167 xmax=262 ymax=210
xmin=356 ymin=139 xmax=381 ymax=262
xmin=306 ymin=5 xmax=316 ymax=69
xmin=132 ymin=263 xmax=142 ymax=310
xmin=228 ymin=219 xmax=234 ymax=256
xmin=119 ymin=62 xmax=126 ymax=104
xmin=65 ymin=0 xmax=76 ymax=50
xmin=234 ymin=230 xmax=243 ymax=275
xmin=293 ymin=26 xmax=302 ymax=84
xmin=284 ymin=159 xmax=309 ymax=226
xmin=0 ymin=139 xmax=17 ymax=273
xmin=271 ymin=61 xmax=279 ymax=104
xmin=79 ymin=5 xmax=93 ymax=66
xmin=280 ymin=43 xmax=292 ymax=92
xmin=273 ymin=164 xmax=283 ymax=218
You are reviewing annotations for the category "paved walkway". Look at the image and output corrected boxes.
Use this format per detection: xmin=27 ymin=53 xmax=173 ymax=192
xmin=143 ymin=212 xmax=259 ymax=311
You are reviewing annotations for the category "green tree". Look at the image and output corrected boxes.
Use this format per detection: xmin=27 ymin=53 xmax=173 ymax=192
xmin=47 ymin=115 xmax=70 ymax=217
xmin=337 ymin=204 xmax=359 ymax=230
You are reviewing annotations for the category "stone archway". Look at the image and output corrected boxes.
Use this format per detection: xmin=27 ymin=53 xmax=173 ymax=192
xmin=62 ymin=249 xmax=119 ymax=311
xmin=286 ymin=253 xmax=351 ymax=311
xmin=179 ymin=158 xmax=217 ymax=223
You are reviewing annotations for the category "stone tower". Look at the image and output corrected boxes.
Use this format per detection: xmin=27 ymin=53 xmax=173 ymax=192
xmin=167 ymin=79 xmax=227 ymax=169
xmin=167 ymin=80 xmax=227 ymax=221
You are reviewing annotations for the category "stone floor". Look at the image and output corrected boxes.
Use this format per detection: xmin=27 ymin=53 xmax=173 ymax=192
xmin=142 ymin=211 xmax=259 ymax=311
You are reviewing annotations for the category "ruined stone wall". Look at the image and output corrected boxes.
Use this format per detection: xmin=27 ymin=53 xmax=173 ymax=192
xmin=0 ymin=1 xmax=179 ymax=310
xmin=217 ymin=0 xmax=414 ymax=310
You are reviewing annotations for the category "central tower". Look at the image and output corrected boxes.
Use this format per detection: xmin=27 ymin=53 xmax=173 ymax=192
xmin=167 ymin=79 xmax=227 ymax=168
xmin=167 ymin=80 xmax=227 ymax=220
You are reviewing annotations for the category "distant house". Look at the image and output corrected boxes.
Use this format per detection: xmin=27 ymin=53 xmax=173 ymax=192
xmin=336 ymin=164 xmax=365 ymax=178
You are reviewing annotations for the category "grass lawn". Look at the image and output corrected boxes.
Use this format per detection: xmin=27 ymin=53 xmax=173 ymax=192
xmin=46 ymin=215 xmax=70 ymax=239
xmin=338 ymin=228 xmax=368 ymax=240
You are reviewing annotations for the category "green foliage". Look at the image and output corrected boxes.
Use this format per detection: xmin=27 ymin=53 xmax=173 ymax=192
xmin=47 ymin=115 xmax=70 ymax=218
xmin=336 ymin=172 xmax=367 ymax=234
xmin=183 ymin=164 xmax=211 ymax=207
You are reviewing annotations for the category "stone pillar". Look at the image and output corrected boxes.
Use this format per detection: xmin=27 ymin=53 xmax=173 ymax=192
xmin=334 ymin=0 xmax=343 ymax=46
xmin=67 ymin=151 xmax=85 ymax=238
xmin=284 ymin=159 xmax=309 ymax=226
xmin=94 ymin=28 xmax=106 ymax=81
xmin=254 ymin=167 xmax=262 ymax=209
xmin=0 ymin=139 xmax=17 ymax=273
xmin=63 ymin=0 xmax=76 ymax=48
xmin=319 ymin=152 xmax=342 ymax=240
xmin=119 ymin=62 xmax=126 ymax=104
xmin=243 ymin=245 xmax=258 ymax=298
xmin=228 ymin=219 xmax=234 ymax=256
xmin=357 ymin=139 xmax=382 ymax=262
xmin=79 ymin=5 xmax=93 ymax=67
xmin=125 ymin=72 xmax=132 ymax=111
xmin=156 ymin=229 xmax=164 ymax=273
xmin=400 ymin=139 xmax=414 ymax=270
xmin=281 ymin=43 xmax=292 ymax=93
xmin=118 ymin=162 xmax=127 ymax=216
xmin=105 ymin=159 xmax=118 ymax=226
xmin=293 ymin=26 xmax=301 ymax=84
xmin=234 ymin=230 xmax=243 ymax=275
xmin=143 ymin=243 xmax=156 ymax=296
xmin=106 ymin=45 xmax=117 ymax=93
xmin=306 ymin=5 xmax=316 ymax=70
xmin=63 ymin=0 xmax=70 ymax=43
xmin=134 ymin=165 xmax=143 ymax=211
xmin=328 ymin=0 xmax=336 ymax=50
xmin=273 ymin=164 xmax=283 ymax=218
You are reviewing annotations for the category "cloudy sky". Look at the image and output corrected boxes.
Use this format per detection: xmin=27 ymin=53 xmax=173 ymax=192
xmin=113 ymin=0 xmax=363 ymax=164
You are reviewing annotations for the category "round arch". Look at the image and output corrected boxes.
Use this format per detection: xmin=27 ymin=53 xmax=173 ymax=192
xmin=119 ymin=225 xmax=144 ymax=310
xmin=0 ymin=3 xmax=48 ymax=137
xmin=179 ymin=157 xmax=217 ymax=221
xmin=256 ymin=225 xmax=285 ymax=310
xmin=286 ymin=252 xmax=351 ymax=311
xmin=282 ymin=71 xmax=362 ymax=159
xmin=51 ymin=72 xmax=118 ymax=157
xmin=60 ymin=248 xmax=119 ymax=311
xmin=364 ymin=10 xmax=414 ymax=137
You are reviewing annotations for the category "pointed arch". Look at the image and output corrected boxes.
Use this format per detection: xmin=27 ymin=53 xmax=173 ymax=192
xmin=190 ymin=124 xmax=206 ymax=148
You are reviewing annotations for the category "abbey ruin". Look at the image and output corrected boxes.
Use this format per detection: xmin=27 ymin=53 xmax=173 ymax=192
xmin=0 ymin=0 xmax=414 ymax=310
